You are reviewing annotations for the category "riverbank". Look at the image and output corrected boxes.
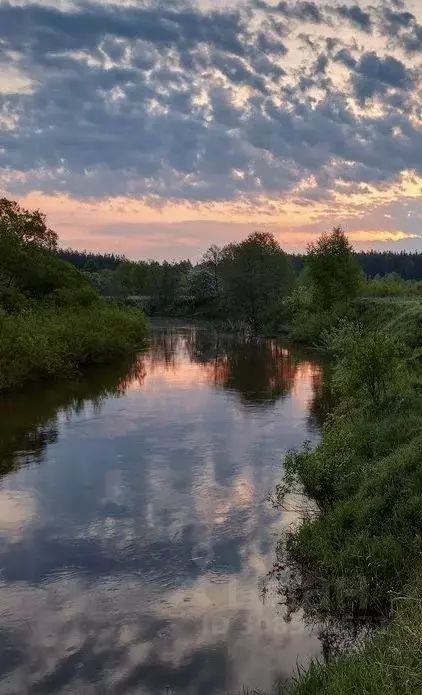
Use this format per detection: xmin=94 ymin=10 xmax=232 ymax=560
xmin=0 ymin=198 xmax=148 ymax=392
xmin=289 ymin=577 xmax=422 ymax=694
xmin=0 ymin=302 xmax=148 ymax=391
xmin=275 ymin=296 xmax=422 ymax=694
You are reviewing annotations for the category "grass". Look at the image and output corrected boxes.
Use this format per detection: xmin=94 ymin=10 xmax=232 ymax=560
xmin=287 ymin=584 xmax=422 ymax=694
xmin=274 ymin=297 xmax=422 ymax=694
xmin=0 ymin=301 xmax=148 ymax=391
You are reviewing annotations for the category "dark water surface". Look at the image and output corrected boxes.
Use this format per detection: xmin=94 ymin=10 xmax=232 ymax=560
xmin=0 ymin=324 xmax=323 ymax=694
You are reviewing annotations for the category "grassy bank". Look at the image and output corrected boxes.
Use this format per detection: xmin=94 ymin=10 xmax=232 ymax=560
xmin=273 ymin=297 xmax=422 ymax=694
xmin=0 ymin=302 xmax=147 ymax=391
xmin=289 ymin=584 xmax=422 ymax=694
xmin=0 ymin=198 xmax=148 ymax=392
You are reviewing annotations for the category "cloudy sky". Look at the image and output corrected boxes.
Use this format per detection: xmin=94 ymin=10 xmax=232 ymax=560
xmin=0 ymin=0 xmax=421 ymax=259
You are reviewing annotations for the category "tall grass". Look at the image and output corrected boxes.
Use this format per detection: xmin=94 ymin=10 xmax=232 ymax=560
xmin=288 ymin=584 xmax=422 ymax=695
xmin=0 ymin=302 xmax=148 ymax=391
xmin=274 ymin=307 xmax=422 ymax=694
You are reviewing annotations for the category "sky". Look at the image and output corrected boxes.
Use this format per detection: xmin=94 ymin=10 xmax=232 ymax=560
xmin=0 ymin=0 xmax=421 ymax=260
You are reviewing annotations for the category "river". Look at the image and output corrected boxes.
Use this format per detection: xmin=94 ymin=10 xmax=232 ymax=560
xmin=0 ymin=323 xmax=324 ymax=694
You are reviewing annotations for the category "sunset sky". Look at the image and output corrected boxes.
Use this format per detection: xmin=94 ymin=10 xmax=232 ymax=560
xmin=0 ymin=0 xmax=421 ymax=260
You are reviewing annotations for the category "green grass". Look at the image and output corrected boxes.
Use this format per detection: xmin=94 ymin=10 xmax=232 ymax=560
xmin=356 ymin=297 xmax=422 ymax=348
xmin=287 ymin=584 xmax=422 ymax=694
xmin=274 ymin=303 xmax=422 ymax=694
xmin=0 ymin=302 xmax=148 ymax=391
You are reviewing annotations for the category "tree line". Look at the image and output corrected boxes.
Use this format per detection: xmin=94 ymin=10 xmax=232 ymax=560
xmin=290 ymin=250 xmax=422 ymax=280
xmin=58 ymin=248 xmax=422 ymax=282
xmin=56 ymin=241 xmax=422 ymax=332
xmin=2 ymin=193 xmax=420 ymax=345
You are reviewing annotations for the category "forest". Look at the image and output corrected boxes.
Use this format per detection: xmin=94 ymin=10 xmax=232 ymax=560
xmin=56 ymin=242 xmax=422 ymax=333
xmin=59 ymin=247 xmax=422 ymax=281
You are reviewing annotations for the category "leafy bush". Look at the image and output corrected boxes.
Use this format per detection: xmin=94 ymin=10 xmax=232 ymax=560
xmin=321 ymin=321 xmax=409 ymax=411
xmin=0 ymin=198 xmax=148 ymax=390
xmin=274 ymin=318 xmax=422 ymax=692
xmin=0 ymin=304 xmax=147 ymax=391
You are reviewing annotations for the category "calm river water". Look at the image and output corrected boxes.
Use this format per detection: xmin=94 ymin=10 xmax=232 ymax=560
xmin=0 ymin=324 xmax=324 ymax=694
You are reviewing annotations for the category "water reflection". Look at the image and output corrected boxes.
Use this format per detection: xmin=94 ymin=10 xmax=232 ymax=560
xmin=0 ymin=324 xmax=323 ymax=694
xmin=269 ymin=552 xmax=380 ymax=666
xmin=0 ymin=359 xmax=145 ymax=477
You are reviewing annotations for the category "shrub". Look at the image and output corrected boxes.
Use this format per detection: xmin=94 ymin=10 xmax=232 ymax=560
xmin=273 ymin=320 xmax=422 ymax=690
xmin=321 ymin=321 xmax=409 ymax=412
xmin=0 ymin=304 xmax=148 ymax=391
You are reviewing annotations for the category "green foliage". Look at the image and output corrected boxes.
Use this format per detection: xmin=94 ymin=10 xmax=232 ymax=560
xmin=57 ymin=249 xmax=124 ymax=272
xmin=356 ymin=297 xmax=422 ymax=351
xmin=0 ymin=275 xmax=27 ymax=314
xmin=306 ymin=227 xmax=361 ymax=312
xmin=0 ymin=197 xmax=58 ymax=250
xmin=187 ymin=266 xmax=218 ymax=303
xmin=0 ymin=236 xmax=93 ymax=307
xmin=321 ymin=321 xmax=409 ymax=412
xmin=0 ymin=304 xmax=147 ymax=391
xmin=289 ymin=229 xmax=361 ymax=343
xmin=219 ymin=231 xmax=295 ymax=333
xmin=274 ymin=315 xmax=422 ymax=693
xmin=63 ymin=234 xmax=295 ymax=330
xmin=0 ymin=198 xmax=148 ymax=391
xmin=360 ymin=272 xmax=422 ymax=298
xmin=289 ymin=305 xmax=349 ymax=344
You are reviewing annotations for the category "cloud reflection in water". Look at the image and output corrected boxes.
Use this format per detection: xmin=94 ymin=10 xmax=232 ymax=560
xmin=0 ymin=325 xmax=323 ymax=694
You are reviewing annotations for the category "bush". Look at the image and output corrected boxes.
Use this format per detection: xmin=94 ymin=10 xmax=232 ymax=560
xmin=0 ymin=198 xmax=149 ymax=391
xmin=0 ymin=304 xmax=148 ymax=391
xmin=273 ymin=319 xmax=422 ymax=692
xmin=321 ymin=321 xmax=409 ymax=411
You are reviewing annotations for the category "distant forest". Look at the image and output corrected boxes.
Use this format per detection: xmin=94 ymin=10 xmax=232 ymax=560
xmin=58 ymin=249 xmax=124 ymax=272
xmin=58 ymin=248 xmax=422 ymax=281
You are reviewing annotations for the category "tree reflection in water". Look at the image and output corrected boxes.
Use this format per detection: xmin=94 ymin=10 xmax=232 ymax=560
xmin=0 ymin=323 xmax=326 ymax=480
xmin=1 ymin=325 xmax=324 ymax=482
xmin=148 ymin=325 xmax=306 ymax=408
xmin=0 ymin=358 xmax=146 ymax=477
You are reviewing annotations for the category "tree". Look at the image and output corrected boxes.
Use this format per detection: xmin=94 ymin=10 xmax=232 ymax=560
xmin=0 ymin=198 xmax=58 ymax=250
xmin=0 ymin=198 xmax=96 ymax=308
xmin=187 ymin=266 xmax=217 ymax=303
xmin=306 ymin=227 xmax=361 ymax=310
xmin=220 ymin=231 xmax=295 ymax=333
xmin=201 ymin=244 xmax=223 ymax=300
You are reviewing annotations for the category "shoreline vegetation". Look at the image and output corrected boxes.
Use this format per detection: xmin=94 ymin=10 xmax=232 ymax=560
xmin=3 ymin=198 xmax=422 ymax=692
xmin=272 ymin=235 xmax=422 ymax=692
xmin=0 ymin=199 xmax=148 ymax=392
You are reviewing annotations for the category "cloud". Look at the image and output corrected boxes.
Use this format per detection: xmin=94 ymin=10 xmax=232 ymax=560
xmin=272 ymin=1 xmax=324 ymax=23
xmin=334 ymin=48 xmax=357 ymax=69
xmin=336 ymin=4 xmax=372 ymax=32
xmin=352 ymin=51 xmax=414 ymax=103
xmin=380 ymin=6 xmax=422 ymax=53
xmin=0 ymin=0 xmax=421 ymax=226
xmin=0 ymin=2 xmax=247 ymax=56
xmin=383 ymin=8 xmax=416 ymax=35
xmin=401 ymin=23 xmax=422 ymax=54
